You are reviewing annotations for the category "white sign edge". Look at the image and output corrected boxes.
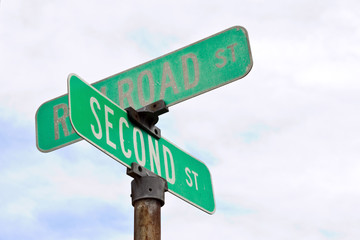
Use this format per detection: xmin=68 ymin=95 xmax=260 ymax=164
xmin=67 ymin=73 xmax=216 ymax=215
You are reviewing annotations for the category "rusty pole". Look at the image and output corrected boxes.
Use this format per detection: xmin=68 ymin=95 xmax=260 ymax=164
xmin=127 ymin=163 xmax=168 ymax=240
xmin=134 ymin=199 xmax=161 ymax=240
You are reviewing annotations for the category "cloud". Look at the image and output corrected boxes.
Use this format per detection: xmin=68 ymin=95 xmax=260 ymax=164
xmin=238 ymin=123 xmax=275 ymax=144
xmin=0 ymin=115 xmax=133 ymax=239
xmin=128 ymin=28 xmax=179 ymax=58
xmin=0 ymin=198 xmax=132 ymax=240
xmin=319 ymin=229 xmax=343 ymax=239
xmin=2 ymin=0 xmax=360 ymax=239
xmin=35 ymin=199 xmax=131 ymax=239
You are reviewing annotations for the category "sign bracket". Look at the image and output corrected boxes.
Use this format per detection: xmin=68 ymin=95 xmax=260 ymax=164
xmin=68 ymin=74 xmax=215 ymax=214
xmin=125 ymin=100 xmax=168 ymax=139
xmin=127 ymin=162 xmax=168 ymax=240
xmin=127 ymin=162 xmax=168 ymax=206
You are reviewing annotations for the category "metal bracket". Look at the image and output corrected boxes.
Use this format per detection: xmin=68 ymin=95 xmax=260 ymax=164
xmin=125 ymin=100 xmax=168 ymax=139
xmin=127 ymin=162 xmax=168 ymax=207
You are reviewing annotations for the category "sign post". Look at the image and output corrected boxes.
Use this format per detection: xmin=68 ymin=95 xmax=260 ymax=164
xmin=36 ymin=26 xmax=254 ymax=238
xmin=68 ymin=74 xmax=215 ymax=214
xmin=127 ymin=162 xmax=167 ymax=240
xmin=36 ymin=26 xmax=252 ymax=152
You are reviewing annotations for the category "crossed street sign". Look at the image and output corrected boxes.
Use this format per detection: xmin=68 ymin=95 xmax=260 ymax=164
xmin=36 ymin=26 xmax=253 ymax=214
xmin=68 ymin=74 xmax=215 ymax=214
xmin=36 ymin=26 xmax=252 ymax=152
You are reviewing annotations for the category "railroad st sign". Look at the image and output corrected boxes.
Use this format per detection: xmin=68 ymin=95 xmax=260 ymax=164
xmin=36 ymin=26 xmax=252 ymax=152
xmin=68 ymin=74 xmax=215 ymax=214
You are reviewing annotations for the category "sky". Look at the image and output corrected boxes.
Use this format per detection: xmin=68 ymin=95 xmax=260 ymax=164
xmin=1 ymin=0 xmax=360 ymax=239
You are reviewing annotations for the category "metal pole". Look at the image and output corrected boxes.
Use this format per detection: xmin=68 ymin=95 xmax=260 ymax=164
xmin=134 ymin=199 xmax=161 ymax=240
xmin=127 ymin=163 xmax=167 ymax=240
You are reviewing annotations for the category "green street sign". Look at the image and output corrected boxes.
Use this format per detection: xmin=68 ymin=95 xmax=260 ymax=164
xmin=68 ymin=74 xmax=215 ymax=214
xmin=36 ymin=26 xmax=252 ymax=152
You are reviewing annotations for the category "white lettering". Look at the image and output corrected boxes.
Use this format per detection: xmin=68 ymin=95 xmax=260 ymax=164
xmin=181 ymin=53 xmax=200 ymax=90
xmin=185 ymin=167 xmax=193 ymax=187
xmin=215 ymin=49 xmax=227 ymax=68
xmin=118 ymin=78 xmax=134 ymax=109
xmin=105 ymin=105 xmax=116 ymax=149
xmin=148 ymin=136 xmax=161 ymax=176
xmin=160 ymin=62 xmax=179 ymax=99
xmin=215 ymin=43 xmax=238 ymax=68
xmin=185 ymin=167 xmax=199 ymax=190
xmin=90 ymin=97 xmax=102 ymax=139
xmin=137 ymin=70 xmax=155 ymax=106
xmin=192 ymin=170 xmax=199 ymax=190
xmin=163 ymin=145 xmax=175 ymax=184
xmin=227 ymin=43 xmax=238 ymax=62
xmin=53 ymin=103 xmax=74 ymax=140
xmin=119 ymin=117 xmax=132 ymax=158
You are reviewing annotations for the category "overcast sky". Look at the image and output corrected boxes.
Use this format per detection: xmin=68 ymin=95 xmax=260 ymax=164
xmin=1 ymin=0 xmax=360 ymax=239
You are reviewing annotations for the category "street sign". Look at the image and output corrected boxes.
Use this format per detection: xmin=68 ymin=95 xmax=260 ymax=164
xmin=68 ymin=74 xmax=215 ymax=214
xmin=36 ymin=26 xmax=253 ymax=152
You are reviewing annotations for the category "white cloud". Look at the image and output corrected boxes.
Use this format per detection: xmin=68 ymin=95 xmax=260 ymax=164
xmin=1 ymin=0 xmax=360 ymax=239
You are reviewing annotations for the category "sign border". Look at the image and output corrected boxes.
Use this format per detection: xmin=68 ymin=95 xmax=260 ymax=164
xmin=68 ymin=73 xmax=216 ymax=214
xmin=36 ymin=25 xmax=253 ymax=153
xmin=96 ymin=25 xmax=253 ymax=108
